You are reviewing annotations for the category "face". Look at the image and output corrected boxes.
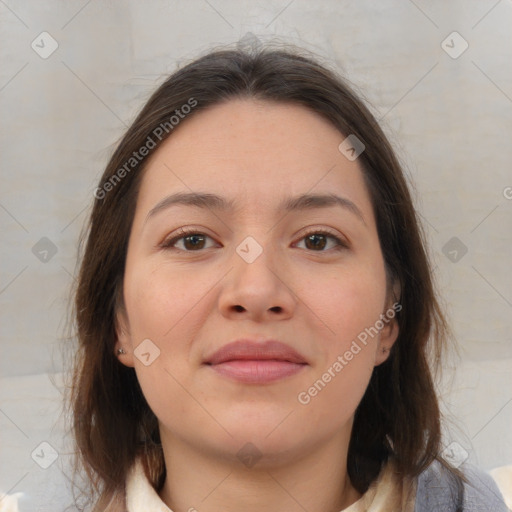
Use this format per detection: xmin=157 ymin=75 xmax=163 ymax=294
xmin=115 ymin=99 xmax=399 ymax=466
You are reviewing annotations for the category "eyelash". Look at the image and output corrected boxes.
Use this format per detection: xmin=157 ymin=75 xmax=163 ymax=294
xmin=159 ymin=227 xmax=348 ymax=253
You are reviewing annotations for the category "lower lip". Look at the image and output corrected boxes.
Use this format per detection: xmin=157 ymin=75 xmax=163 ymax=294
xmin=208 ymin=360 xmax=306 ymax=383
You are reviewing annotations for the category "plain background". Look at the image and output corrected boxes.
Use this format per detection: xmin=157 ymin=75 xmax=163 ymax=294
xmin=1 ymin=1 xmax=511 ymax=509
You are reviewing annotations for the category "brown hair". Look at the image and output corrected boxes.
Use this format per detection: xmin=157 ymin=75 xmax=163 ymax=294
xmin=66 ymin=43 xmax=459 ymax=510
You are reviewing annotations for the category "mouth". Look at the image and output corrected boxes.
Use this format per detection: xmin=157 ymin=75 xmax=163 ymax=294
xmin=204 ymin=339 xmax=308 ymax=384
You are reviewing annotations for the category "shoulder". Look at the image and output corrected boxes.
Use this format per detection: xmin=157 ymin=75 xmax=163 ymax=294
xmin=415 ymin=459 xmax=509 ymax=512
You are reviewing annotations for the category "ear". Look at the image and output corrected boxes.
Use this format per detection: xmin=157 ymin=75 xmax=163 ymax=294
xmin=374 ymin=314 xmax=399 ymax=366
xmin=114 ymin=306 xmax=135 ymax=368
xmin=375 ymin=280 xmax=401 ymax=366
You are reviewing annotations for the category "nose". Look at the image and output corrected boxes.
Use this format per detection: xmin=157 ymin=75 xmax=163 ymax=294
xmin=217 ymin=238 xmax=297 ymax=322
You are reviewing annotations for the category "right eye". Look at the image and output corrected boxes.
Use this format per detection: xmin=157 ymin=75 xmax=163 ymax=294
xmin=160 ymin=229 xmax=218 ymax=252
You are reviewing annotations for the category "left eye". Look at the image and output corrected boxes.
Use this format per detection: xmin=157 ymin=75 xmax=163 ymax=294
xmin=295 ymin=231 xmax=346 ymax=251
xmin=160 ymin=230 xmax=347 ymax=252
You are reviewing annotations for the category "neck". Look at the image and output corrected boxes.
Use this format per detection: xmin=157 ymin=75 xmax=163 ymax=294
xmin=158 ymin=431 xmax=362 ymax=512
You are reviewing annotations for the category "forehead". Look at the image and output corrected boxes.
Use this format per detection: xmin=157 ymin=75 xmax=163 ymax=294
xmin=136 ymin=99 xmax=373 ymax=220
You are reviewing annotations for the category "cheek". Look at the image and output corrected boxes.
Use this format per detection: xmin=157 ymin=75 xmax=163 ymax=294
xmin=298 ymin=274 xmax=380 ymax=423
xmin=124 ymin=269 xmax=198 ymax=430
xmin=304 ymin=263 xmax=387 ymax=347
xmin=122 ymin=264 xmax=212 ymax=415
xmin=298 ymin=353 xmax=374 ymax=435
xmin=297 ymin=263 xmax=385 ymax=411
xmin=123 ymin=262 xmax=207 ymax=341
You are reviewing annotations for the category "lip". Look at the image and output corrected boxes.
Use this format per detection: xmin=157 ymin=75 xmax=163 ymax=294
xmin=204 ymin=339 xmax=308 ymax=384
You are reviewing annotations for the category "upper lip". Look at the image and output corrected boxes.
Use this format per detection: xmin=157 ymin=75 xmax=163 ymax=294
xmin=204 ymin=339 xmax=308 ymax=365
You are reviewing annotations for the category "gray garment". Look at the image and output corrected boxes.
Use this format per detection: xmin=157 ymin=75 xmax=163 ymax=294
xmin=415 ymin=460 xmax=509 ymax=511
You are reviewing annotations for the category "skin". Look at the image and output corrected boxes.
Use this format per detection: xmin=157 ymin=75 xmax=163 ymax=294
xmin=115 ymin=99 xmax=400 ymax=512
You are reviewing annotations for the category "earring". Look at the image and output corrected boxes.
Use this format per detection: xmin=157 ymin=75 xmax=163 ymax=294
xmin=117 ymin=347 xmax=126 ymax=355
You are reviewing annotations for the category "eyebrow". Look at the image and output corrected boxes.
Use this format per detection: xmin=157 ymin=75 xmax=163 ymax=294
xmin=144 ymin=191 xmax=366 ymax=226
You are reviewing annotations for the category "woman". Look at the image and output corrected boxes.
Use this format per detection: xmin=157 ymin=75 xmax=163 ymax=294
xmin=68 ymin=44 xmax=508 ymax=511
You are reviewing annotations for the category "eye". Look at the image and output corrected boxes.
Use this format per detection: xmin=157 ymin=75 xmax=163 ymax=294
xmin=294 ymin=229 xmax=348 ymax=252
xmin=160 ymin=228 xmax=348 ymax=253
xmin=160 ymin=228 xmax=217 ymax=251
